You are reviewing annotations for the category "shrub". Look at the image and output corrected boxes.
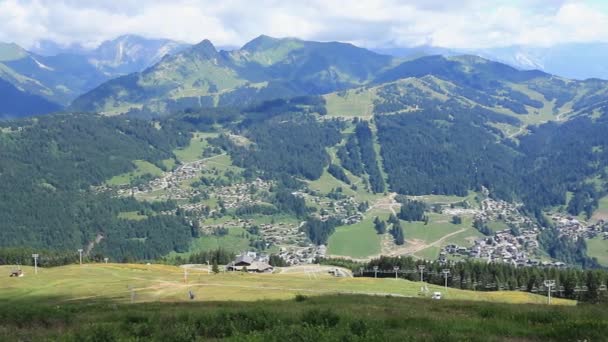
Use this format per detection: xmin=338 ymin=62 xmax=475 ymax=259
xmin=294 ymin=294 xmax=308 ymax=302
xmin=302 ymin=309 xmax=340 ymax=327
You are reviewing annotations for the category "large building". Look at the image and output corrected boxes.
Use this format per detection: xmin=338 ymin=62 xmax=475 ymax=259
xmin=226 ymin=253 xmax=273 ymax=273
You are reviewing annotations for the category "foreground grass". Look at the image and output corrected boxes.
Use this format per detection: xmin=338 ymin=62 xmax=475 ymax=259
xmin=0 ymin=264 xmax=574 ymax=305
xmin=1 ymin=264 xmax=596 ymax=341
xmin=0 ymin=294 xmax=605 ymax=341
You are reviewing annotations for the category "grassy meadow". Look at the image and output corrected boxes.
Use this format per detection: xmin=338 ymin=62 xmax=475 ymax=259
xmin=586 ymin=237 xmax=608 ymax=267
xmin=328 ymin=213 xmax=383 ymax=258
xmin=2 ymin=264 xmax=605 ymax=341
xmin=1 ymin=264 xmax=574 ymax=305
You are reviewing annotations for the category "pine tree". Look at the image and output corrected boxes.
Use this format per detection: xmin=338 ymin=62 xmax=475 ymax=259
xmin=390 ymin=221 xmax=405 ymax=245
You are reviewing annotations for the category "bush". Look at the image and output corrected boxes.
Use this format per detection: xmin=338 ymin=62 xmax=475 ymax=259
xmin=302 ymin=309 xmax=340 ymax=327
xmin=294 ymin=294 xmax=308 ymax=302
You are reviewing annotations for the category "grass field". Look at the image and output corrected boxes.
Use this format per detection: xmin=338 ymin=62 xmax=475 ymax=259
xmin=106 ymin=160 xmax=164 ymax=186
xmin=324 ymin=88 xmax=376 ymax=118
xmin=2 ymin=264 xmax=597 ymax=341
xmin=486 ymin=220 xmax=510 ymax=233
xmin=0 ymin=264 xmax=574 ymax=305
xmin=174 ymin=132 xmax=218 ymax=163
xmin=327 ymin=212 xmax=384 ymax=258
xmin=2 ymin=293 xmax=602 ymax=341
xmin=117 ymin=211 xmax=148 ymax=221
xmin=586 ymin=237 xmax=608 ymax=267
xmin=402 ymin=214 xmax=464 ymax=243
xmin=592 ymin=195 xmax=608 ymax=222
xmin=167 ymin=227 xmax=251 ymax=260
xmin=407 ymin=191 xmax=478 ymax=205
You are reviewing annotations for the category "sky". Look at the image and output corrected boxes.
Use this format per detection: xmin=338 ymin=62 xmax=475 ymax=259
xmin=1 ymin=0 xmax=608 ymax=50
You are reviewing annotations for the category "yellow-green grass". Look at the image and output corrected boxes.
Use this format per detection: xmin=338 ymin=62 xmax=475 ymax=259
xmin=414 ymin=226 xmax=483 ymax=259
xmin=415 ymin=246 xmax=442 ymax=260
xmin=174 ymin=132 xmax=218 ymax=163
xmin=369 ymin=120 xmax=390 ymax=185
xmin=308 ymin=169 xmax=351 ymax=194
xmin=402 ymin=213 xmax=467 ymax=243
xmin=204 ymin=153 xmax=242 ymax=173
xmin=592 ymin=195 xmax=608 ymax=222
xmin=117 ymin=211 xmax=148 ymax=221
xmin=486 ymin=220 xmax=510 ymax=233
xmin=161 ymin=158 xmax=176 ymax=170
xmin=0 ymin=264 xmax=574 ymax=306
xmin=99 ymin=102 xmax=144 ymax=116
xmin=106 ymin=160 xmax=164 ymax=186
xmin=328 ymin=211 xmax=384 ymax=258
xmin=308 ymin=169 xmax=382 ymax=203
xmin=440 ymin=225 xmax=484 ymax=246
xmin=244 ymin=214 xmax=299 ymax=226
xmin=409 ymin=191 xmax=478 ymax=205
xmin=586 ymin=237 xmax=608 ymax=267
xmin=133 ymin=188 xmax=172 ymax=202
xmin=202 ymin=215 xmax=238 ymax=226
xmin=168 ymin=227 xmax=251 ymax=259
xmin=324 ymin=88 xmax=376 ymax=118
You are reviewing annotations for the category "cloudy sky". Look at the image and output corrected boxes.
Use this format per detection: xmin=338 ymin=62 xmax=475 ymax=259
xmin=1 ymin=0 xmax=607 ymax=50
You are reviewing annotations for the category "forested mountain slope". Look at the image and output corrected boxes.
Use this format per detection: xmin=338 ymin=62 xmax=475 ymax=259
xmin=0 ymin=78 xmax=61 ymax=119
xmin=0 ymin=114 xmax=195 ymax=260
xmin=2 ymin=38 xmax=608 ymax=267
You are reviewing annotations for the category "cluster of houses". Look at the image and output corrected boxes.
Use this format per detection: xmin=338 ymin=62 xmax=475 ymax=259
xmin=295 ymin=191 xmax=365 ymax=225
xmin=277 ymin=245 xmax=327 ymax=265
xmin=551 ymin=214 xmax=608 ymax=240
xmin=258 ymin=221 xmax=307 ymax=248
xmin=114 ymin=159 xmax=207 ymax=199
xmin=441 ymin=196 xmax=548 ymax=266
xmin=211 ymin=179 xmax=271 ymax=209
xmin=474 ymin=198 xmax=539 ymax=229
xmin=439 ymin=196 xmax=608 ymax=268
xmin=440 ymin=240 xmax=566 ymax=268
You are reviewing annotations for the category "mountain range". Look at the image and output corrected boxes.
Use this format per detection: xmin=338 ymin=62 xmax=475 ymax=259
xmin=3 ymin=34 xmax=608 ymax=119
xmin=0 ymin=35 xmax=187 ymax=118
xmin=1 ymin=34 xmax=608 ymax=268
xmin=70 ymin=35 xmax=608 ymax=124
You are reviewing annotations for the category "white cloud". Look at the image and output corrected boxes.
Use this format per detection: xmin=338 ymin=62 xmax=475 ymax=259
xmin=0 ymin=0 xmax=606 ymax=50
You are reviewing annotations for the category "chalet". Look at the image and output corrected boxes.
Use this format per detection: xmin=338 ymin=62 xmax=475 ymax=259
xmin=227 ymin=254 xmax=273 ymax=273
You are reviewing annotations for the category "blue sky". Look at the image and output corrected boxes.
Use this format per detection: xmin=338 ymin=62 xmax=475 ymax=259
xmin=0 ymin=0 xmax=607 ymax=50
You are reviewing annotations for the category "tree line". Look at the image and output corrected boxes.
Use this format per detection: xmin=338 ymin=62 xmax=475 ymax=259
xmin=324 ymin=256 xmax=608 ymax=303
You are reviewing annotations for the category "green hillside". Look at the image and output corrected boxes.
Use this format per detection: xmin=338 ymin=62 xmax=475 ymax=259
xmin=2 ymin=38 xmax=608 ymax=266
xmin=0 ymin=264 xmax=574 ymax=305
xmin=6 ymin=264 xmax=607 ymax=341
xmin=70 ymin=36 xmax=396 ymax=115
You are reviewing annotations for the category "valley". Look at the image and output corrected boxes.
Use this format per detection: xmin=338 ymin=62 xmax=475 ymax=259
xmin=3 ymin=3 xmax=608 ymax=340
xmin=1 ymin=34 xmax=608 ymax=289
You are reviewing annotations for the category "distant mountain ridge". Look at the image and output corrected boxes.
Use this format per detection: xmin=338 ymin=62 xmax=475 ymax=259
xmin=0 ymin=35 xmax=188 ymax=118
xmin=377 ymin=42 xmax=608 ymax=81
xmin=70 ymin=35 xmax=397 ymax=115
xmin=71 ymin=35 xmax=608 ymax=122
xmin=4 ymin=34 xmax=608 ymax=119
xmin=0 ymin=78 xmax=61 ymax=119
